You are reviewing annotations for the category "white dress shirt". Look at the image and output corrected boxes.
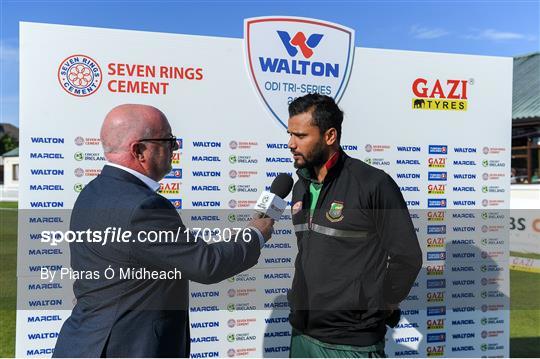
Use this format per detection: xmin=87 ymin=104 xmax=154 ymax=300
xmin=106 ymin=163 xmax=160 ymax=192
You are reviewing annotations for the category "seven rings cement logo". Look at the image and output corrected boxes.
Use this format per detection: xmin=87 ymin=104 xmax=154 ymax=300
xmin=58 ymin=54 xmax=102 ymax=97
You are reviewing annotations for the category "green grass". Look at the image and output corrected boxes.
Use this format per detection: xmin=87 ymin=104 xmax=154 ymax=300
xmin=0 ymin=201 xmax=18 ymax=209
xmin=510 ymin=269 xmax=540 ymax=357
xmin=0 ymin=202 xmax=539 ymax=357
xmin=511 ymin=251 xmax=540 ymax=260
xmin=0 ymin=203 xmax=17 ymax=357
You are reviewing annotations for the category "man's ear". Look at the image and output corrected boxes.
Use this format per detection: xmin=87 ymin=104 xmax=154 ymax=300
xmin=325 ymin=128 xmax=338 ymax=146
xmin=130 ymin=142 xmax=145 ymax=162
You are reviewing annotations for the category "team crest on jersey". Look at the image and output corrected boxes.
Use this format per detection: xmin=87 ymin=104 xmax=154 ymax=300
xmin=292 ymin=200 xmax=303 ymax=215
xmin=326 ymin=201 xmax=344 ymax=222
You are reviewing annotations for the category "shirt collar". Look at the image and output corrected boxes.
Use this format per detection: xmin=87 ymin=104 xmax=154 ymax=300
xmin=105 ymin=163 xmax=161 ymax=192
xmin=297 ymin=149 xmax=342 ymax=184
xmin=324 ymin=151 xmax=340 ymax=171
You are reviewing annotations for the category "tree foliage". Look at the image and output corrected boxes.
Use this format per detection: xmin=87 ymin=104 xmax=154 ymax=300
xmin=0 ymin=134 xmax=18 ymax=155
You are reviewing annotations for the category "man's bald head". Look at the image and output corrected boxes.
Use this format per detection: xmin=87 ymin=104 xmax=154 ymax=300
xmin=100 ymin=104 xmax=174 ymax=180
xmin=101 ymin=104 xmax=166 ymax=155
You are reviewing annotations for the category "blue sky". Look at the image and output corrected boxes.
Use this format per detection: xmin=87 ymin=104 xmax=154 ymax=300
xmin=1 ymin=0 xmax=539 ymax=126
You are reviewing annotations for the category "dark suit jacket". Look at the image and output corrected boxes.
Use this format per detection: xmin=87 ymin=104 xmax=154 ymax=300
xmin=53 ymin=165 xmax=261 ymax=358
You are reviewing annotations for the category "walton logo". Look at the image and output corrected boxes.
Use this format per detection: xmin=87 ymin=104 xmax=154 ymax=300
xmin=245 ymin=16 xmax=355 ymax=128
xmin=277 ymin=31 xmax=323 ymax=58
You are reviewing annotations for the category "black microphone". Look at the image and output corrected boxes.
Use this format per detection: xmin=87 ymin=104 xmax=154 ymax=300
xmin=270 ymin=173 xmax=294 ymax=198
xmin=254 ymin=173 xmax=294 ymax=220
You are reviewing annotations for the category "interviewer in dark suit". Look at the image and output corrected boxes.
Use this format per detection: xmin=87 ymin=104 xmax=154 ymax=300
xmin=53 ymin=104 xmax=274 ymax=358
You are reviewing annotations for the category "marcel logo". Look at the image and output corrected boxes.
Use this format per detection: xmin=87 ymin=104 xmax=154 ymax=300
xmin=412 ymin=78 xmax=471 ymax=111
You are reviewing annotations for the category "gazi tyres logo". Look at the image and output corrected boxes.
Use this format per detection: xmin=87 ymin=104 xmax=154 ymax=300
xmin=412 ymin=78 xmax=472 ymax=111
xmin=245 ymin=17 xmax=355 ymax=128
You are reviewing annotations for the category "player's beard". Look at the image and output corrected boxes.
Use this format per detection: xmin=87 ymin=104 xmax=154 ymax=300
xmin=293 ymin=138 xmax=329 ymax=170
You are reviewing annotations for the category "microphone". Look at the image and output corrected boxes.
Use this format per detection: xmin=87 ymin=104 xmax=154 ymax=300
xmin=254 ymin=173 xmax=294 ymax=221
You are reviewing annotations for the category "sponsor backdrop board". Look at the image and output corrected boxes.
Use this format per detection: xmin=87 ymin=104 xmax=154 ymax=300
xmin=18 ymin=19 xmax=511 ymax=358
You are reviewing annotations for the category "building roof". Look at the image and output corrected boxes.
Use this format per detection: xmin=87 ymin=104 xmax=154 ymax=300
xmin=513 ymin=52 xmax=540 ymax=123
xmin=0 ymin=123 xmax=19 ymax=141
xmin=2 ymin=147 xmax=19 ymax=157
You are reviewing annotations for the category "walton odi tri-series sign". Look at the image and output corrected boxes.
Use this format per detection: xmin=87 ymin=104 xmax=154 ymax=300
xmin=244 ymin=16 xmax=355 ymax=128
